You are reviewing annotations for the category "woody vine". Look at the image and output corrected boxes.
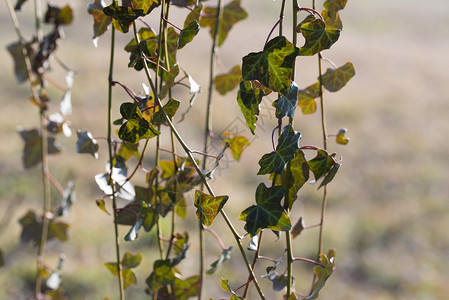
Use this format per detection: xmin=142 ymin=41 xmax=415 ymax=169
xmin=5 ymin=0 xmax=355 ymax=299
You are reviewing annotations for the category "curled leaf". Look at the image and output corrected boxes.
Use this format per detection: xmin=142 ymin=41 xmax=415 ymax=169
xmin=335 ymin=127 xmax=349 ymax=145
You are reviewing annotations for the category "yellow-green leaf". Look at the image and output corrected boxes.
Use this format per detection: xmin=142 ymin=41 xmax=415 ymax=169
xmin=321 ymin=62 xmax=355 ymax=92
xmin=194 ymin=190 xmax=228 ymax=226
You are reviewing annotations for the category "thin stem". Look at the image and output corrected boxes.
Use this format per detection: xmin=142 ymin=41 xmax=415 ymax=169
xmin=204 ymin=226 xmax=227 ymax=250
xmin=107 ymin=27 xmax=125 ymax=300
xmin=243 ymin=231 xmax=263 ymax=298
xmin=293 ymin=257 xmax=324 ymax=267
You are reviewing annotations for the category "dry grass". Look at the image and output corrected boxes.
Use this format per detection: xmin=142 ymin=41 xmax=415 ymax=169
xmin=1 ymin=0 xmax=449 ymax=299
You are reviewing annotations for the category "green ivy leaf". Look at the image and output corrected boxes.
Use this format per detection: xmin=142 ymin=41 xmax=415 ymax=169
xmin=172 ymin=275 xmax=200 ymax=300
xmin=152 ymin=98 xmax=180 ymax=126
xmin=221 ymin=279 xmax=246 ymax=300
xmin=19 ymin=210 xmax=68 ymax=245
xmin=87 ymin=0 xmax=112 ymax=40
xmin=274 ymin=149 xmax=309 ymax=209
xmin=318 ymin=163 xmax=341 ymax=189
xmin=18 ymin=128 xmax=61 ymax=169
xmin=224 ymin=133 xmax=250 ymax=161
xmin=103 ymin=2 xmax=144 ymax=33
xmin=206 ymin=246 xmax=232 ymax=274
xmin=104 ymin=262 xmax=119 ymax=276
xmin=323 ymin=0 xmax=347 ymax=23
xmin=122 ymin=269 xmax=137 ymax=289
xmin=239 ymin=183 xmax=291 ymax=237
xmin=159 ymin=64 xmax=180 ymax=99
xmin=117 ymin=141 xmax=140 ymax=161
xmin=146 ymin=259 xmax=176 ymax=292
xmin=305 ymin=249 xmax=336 ymax=299
xmin=321 ymin=62 xmax=355 ymax=92
xmin=242 ymin=36 xmax=299 ymax=95
xmin=6 ymin=41 xmax=34 ymax=83
xmin=200 ymin=0 xmax=248 ymax=46
xmin=118 ymin=102 xmax=160 ymax=143
xmin=171 ymin=232 xmax=189 ymax=266
xmin=273 ymin=81 xmax=299 ymax=119
xmin=258 ymin=125 xmax=301 ymax=175
xmin=183 ymin=2 xmax=202 ymax=28
xmin=214 ymin=65 xmax=241 ymax=95
xmin=298 ymin=17 xmax=340 ymax=56
xmin=307 ymin=149 xmax=337 ymax=183
xmin=131 ymin=0 xmax=160 ymax=16
xmin=177 ymin=21 xmax=200 ymax=49
xmin=336 ymin=128 xmax=349 ymax=145
xmin=194 ymin=190 xmax=228 ymax=226
xmin=236 ymin=81 xmax=264 ymax=134
xmin=76 ymin=130 xmax=99 ymax=159
xmin=322 ymin=9 xmax=343 ymax=30
xmin=291 ymin=217 xmax=305 ymax=238
xmin=298 ymin=82 xmax=320 ymax=114
xmin=122 ymin=252 xmax=142 ymax=269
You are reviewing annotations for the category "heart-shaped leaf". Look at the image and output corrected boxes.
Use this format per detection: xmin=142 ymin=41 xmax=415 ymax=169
xmin=297 ymin=17 xmax=340 ymax=56
xmin=103 ymin=2 xmax=144 ymax=33
xmin=298 ymin=82 xmax=320 ymax=114
xmin=76 ymin=130 xmax=99 ymax=159
xmin=321 ymin=62 xmax=355 ymax=92
xmin=214 ymin=65 xmax=241 ymax=95
xmin=18 ymin=128 xmax=61 ymax=169
xmin=87 ymin=0 xmax=112 ymax=40
xmin=194 ymin=190 xmax=228 ymax=226
xmin=118 ymin=102 xmax=160 ymax=143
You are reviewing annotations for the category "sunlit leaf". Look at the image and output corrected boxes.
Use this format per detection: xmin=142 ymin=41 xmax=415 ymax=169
xmin=297 ymin=17 xmax=340 ymax=56
xmin=44 ymin=4 xmax=73 ymax=25
xmin=117 ymin=142 xmax=140 ymax=161
xmin=122 ymin=269 xmax=137 ymax=289
xmin=321 ymin=62 xmax=355 ymax=92
xmin=242 ymin=36 xmax=299 ymax=95
xmin=336 ymin=127 xmax=349 ymax=145
xmin=96 ymin=198 xmax=110 ymax=215
xmin=87 ymin=0 xmax=112 ymax=40
xmin=118 ymin=102 xmax=160 ymax=143
xmin=171 ymin=275 xmax=200 ymax=300
xmin=183 ymin=2 xmax=202 ymax=27
xmin=152 ymin=98 xmax=180 ymax=126
xmin=258 ymin=124 xmax=301 ymax=175
xmin=273 ymin=81 xmax=298 ymax=119
xmin=224 ymin=133 xmax=250 ymax=161
xmin=104 ymin=262 xmax=119 ymax=276
xmin=18 ymin=128 xmax=61 ymax=169
xmin=103 ymin=2 xmax=144 ymax=33
xmin=323 ymin=0 xmax=347 ymax=23
xmin=122 ymin=252 xmax=142 ymax=269
xmin=177 ymin=21 xmax=200 ymax=49
xmin=307 ymin=149 xmax=337 ymax=183
xmin=291 ymin=217 xmax=305 ymax=238
xmin=214 ymin=65 xmax=241 ymax=95
xmin=131 ymin=0 xmax=160 ymax=15
xmin=206 ymin=246 xmax=232 ymax=274
xmin=76 ymin=130 xmax=99 ymax=159
xmin=236 ymin=80 xmax=264 ymax=134
xmin=146 ymin=259 xmax=175 ymax=292
xmin=194 ymin=190 xmax=228 ymax=226
xmin=298 ymin=82 xmax=320 ymax=114
xmin=46 ymin=272 xmax=61 ymax=290
xmin=322 ymin=10 xmax=343 ymax=30
xmin=200 ymin=0 xmax=248 ymax=46
xmin=221 ymin=279 xmax=245 ymax=300
xmin=239 ymin=183 xmax=291 ymax=237
xmin=95 ymin=166 xmax=135 ymax=201
xmin=6 ymin=40 xmax=33 ymax=83
xmin=305 ymin=249 xmax=336 ymax=299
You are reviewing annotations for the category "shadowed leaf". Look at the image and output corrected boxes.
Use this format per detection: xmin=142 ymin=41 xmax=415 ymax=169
xmin=207 ymin=246 xmax=232 ymax=274
xmin=6 ymin=41 xmax=34 ymax=83
xmin=14 ymin=0 xmax=28 ymax=10
xmin=44 ymin=4 xmax=73 ymax=25
xmin=291 ymin=217 xmax=305 ymax=238
xmin=160 ymin=64 xmax=180 ymax=99
xmin=321 ymin=62 xmax=355 ymax=92
xmin=183 ymin=3 xmax=202 ymax=27
xmin=236 ymin=81 xmax=265 ymax=134
xmin=273 ymin=81 xmax=299 ymax=119
xmin=177 ymin=21 xmax=200 ymax=49
xmin=258 ymin=125 xmax=301 ymax=175
xmin=200 ymin=0 xmax=248 ymax=46
xmin=171 ymin=275 xmax=200 ymax=300
xmin=103 ymin=2 xmax=144 ymax=33
xmin=18 ymin=128 xmax=61 ymax=169
xmin=297 ymin=17 xmax=340 ymax=56
xmin=214 ymin=65 xmax=241 ymax=95
xmin=87 ymin=0 xmax=112 ymax=40
xmin=76 ymin=130 xmax=99 ymax=158
xmin=118 ymin=102 xmax=160 ymax=143
xmin=152 ymin=98 xmax=180 ymax=126
xmin=194 ymin=190 xmax=228 ymax=226
xmin=146 ymin=259 xmax=175 ymax=292
xmin=239 ymin=183 xmax=291 ymax=237
xmin=305 ymin=249 xmax=336 ymax=299
xmin=242 ymin=36 xmax=299 ymax=95
xmin=122 ymin=252 xmax=142 ymax=268
xmin=308 ymin=149 xmax=337 ymax=183
xmin=19 ymin=211 xmax=68 ymax=245
xmin=318 ymin=163 xmax=340 ymax=189
xmin=131 ymin=0 xmax=160 ymax=15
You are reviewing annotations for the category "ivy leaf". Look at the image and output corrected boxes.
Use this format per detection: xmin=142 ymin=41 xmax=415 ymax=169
xmin=200 ymin=0 xmax=248 ymax=46
xmin=214 ymin=65 xmax=241 ymax=95
xmin=224 ymin=133 xmax=250 ymax=161
xmin=305 ymin=249 xmax=336 ymax=299
xmin=307 ymin=149 xmax=337 ymax=183
xmin=159 ymin=64 xmax=180 ymax=99
xmin=19 ymin=210 xmax=68 ymax=245
xmin=171 ymin=275 xmax=200 ymax=300
xmin=273 ymin=149 xmax=309 ymax=209
xmin=6 ymin=41 xmax=34 ymax=83
xmin=336 ymin=127 xmax=349 ymax=145
xmin=239 ymin=183 xmax=291 ymax=237
xmin=318 ymin=163 xmax=341 ymax=189
xmin=105 ymin=253 xmax=141 ymax=289
xmin=298 ymin=82 xmax=320 ymax=114
xmin=323 ymin=0 xmax=347 ymax=23
xmin=321 ymin=62 xmax=355 ymax=92
xmin=118 ymin=102 xmax=160 ymax=143
xmin=297 ymin=18 xmax=340 ymax=56
xmin=273 ymin=81 xmax=299 ymax=119
xmin=258 ymin=124 xmax=301 ymax=175
xmin=266 ymin=272 xmax=289 ymax=291
xmin=117 ymin=141 xmax=140 ymax=161
xmin=221 ymin=279 xmax=246 ymax=300
xmin=236 ymin=81 xmax=264 ymax=134
xmin=206 ymin=246 xmax=232 ymax=274
xmin=172 ymin=232 xmax=189 ymax=266
xmin=242 ymin=36 xmax=299 ymax=95
xmin=76 ymin=130 xmax=99 ymax=159
xmin=291 ymin=217 xmax=305 ymax=238
xmin=44 ymin=4 xmax=73 ymax=26
xmin=122 ymin=269 xmax=137 ymax=289
xmin=103 ymin=2 xmax=144 ymax=33
xmin=194 ymin=190 xmax=228 ymax=226
xmin=177 ymin=21 xmax=200 ymax=49
xmin=183 ymin=2 xmax=202 ymax=28
xmin=18 ymin=128 xmax=61 ymax=169
xmin=322 ymin=9 xmax=343 ymax=30
xmin=146 ymin=259 xmax=176 ymax=293
xmin=122 ymin=252 xmax=142 ymax=269
xmin=96 ymin=199 xmax=110 ymax=215
xmin=87 ymin=0 xmax=112 ymax=40
xmin=131 ymin=0 xmax=160 ymax=16
xmin=152 ymin=98 xmax=180 ymax=126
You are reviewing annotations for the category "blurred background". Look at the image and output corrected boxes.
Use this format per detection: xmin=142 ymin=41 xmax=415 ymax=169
xmin=1 ymin=0 xmax=449 ymax=299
